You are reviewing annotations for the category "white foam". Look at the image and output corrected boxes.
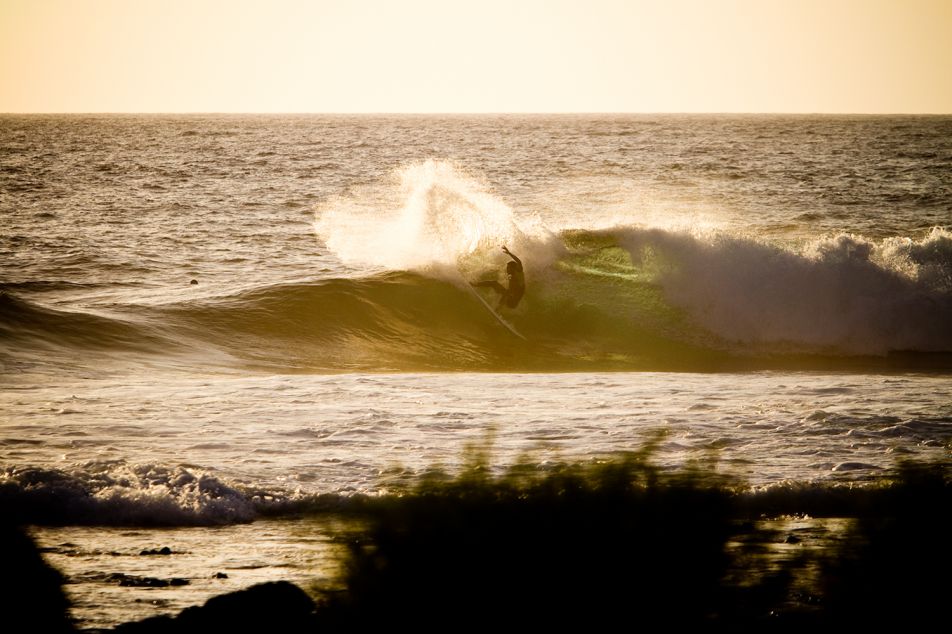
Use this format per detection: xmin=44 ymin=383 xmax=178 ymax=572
xmin=314 ymin=160 xmax=562 ymax=280
xmin=1 ymin=462 xmax=258 ymax=525
xmin=618 ymin=227 xmax=952 ymax=354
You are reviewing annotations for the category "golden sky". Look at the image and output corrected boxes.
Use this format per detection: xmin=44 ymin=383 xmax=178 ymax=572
xmin=1 ymin=0 xmax=950 ymax=113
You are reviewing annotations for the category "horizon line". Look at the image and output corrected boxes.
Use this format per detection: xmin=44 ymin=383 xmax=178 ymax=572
xmin=3 ymin=110 xmax=952 ymax=116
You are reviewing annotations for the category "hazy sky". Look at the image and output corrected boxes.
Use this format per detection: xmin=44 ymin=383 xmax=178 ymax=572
xmin=1 ymin=0 xmax=950 ymax=113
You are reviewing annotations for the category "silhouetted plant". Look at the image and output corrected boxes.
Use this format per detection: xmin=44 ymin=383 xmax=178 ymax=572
xmin=815 ymin=460 xmax=951 ymax=629
xmin=315 ymin=434 xmax=742 ymax=631
xmin=312 ymin=444 xmax=950 ymax=632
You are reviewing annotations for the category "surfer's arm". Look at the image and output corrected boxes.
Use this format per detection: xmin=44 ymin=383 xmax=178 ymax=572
xmin=502 ymin=246 xmax=522 ymax=267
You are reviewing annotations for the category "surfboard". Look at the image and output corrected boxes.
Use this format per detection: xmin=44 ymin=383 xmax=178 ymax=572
xmin=467 ymin=285 xmax=527 ymax=341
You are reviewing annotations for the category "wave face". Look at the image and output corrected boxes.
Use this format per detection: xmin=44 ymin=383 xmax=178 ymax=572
xmin=4 ymin=225 xmax=951 ymax=373
xmin=0 ymin=291 xmax=169 ymax=352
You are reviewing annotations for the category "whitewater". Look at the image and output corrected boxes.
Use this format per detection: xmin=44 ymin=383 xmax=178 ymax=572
xmin=2 ymin=114 xmax=951 ymax=629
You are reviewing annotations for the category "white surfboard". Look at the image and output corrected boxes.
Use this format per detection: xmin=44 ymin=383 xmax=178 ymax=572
xmin=467 ymin=285 xmax=527 ymax=341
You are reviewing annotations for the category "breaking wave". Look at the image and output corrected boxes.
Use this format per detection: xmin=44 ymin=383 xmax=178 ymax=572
xmin=3 ymin=225 xmax=951 ymax=373
xmin=3 ymin=160 xmax=951 ymax=372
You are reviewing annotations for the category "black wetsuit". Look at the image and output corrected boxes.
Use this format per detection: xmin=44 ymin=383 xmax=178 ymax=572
xmin=502 ymin=265 xmax=525 ymax=308
xmin=473 ymin=249 xmax=525 ymax=309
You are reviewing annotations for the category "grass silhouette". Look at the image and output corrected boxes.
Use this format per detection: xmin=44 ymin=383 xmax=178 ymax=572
xmin=309 ymin=437 xmax=949 ymax=632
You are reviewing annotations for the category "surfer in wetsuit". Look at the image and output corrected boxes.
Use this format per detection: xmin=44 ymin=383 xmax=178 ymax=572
xmin=472 ymin=246 xmax=525 ymax=310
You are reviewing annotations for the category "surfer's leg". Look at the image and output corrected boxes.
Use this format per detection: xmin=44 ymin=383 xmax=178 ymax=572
xmin=472 ymin=280 xmax=506 ymax=296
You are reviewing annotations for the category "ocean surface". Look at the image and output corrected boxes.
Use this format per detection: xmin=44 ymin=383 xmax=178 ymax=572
xmin=2 ymin=114 xmax=951 ymax=629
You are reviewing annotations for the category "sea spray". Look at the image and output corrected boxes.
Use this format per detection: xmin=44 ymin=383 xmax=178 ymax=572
xmin=313 ymin=160 xmax=563 ymax=280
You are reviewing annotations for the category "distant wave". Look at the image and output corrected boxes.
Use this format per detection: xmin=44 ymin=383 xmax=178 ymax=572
xmin=3 ymin=224 xmax=951 ymax=373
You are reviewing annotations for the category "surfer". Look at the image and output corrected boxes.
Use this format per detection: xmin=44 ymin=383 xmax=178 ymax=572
xmin=472 ymin=246 xmax=525 ymax=310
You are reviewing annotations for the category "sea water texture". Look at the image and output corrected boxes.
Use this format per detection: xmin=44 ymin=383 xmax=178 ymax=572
xmin=2 ymin=115 xmax=952 ymax=628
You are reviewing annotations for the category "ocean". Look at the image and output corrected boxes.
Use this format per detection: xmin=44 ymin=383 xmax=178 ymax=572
xmin=2 ymin=114 xmax=951 ymax=629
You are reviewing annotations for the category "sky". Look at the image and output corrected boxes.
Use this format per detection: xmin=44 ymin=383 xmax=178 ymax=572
xmin=1 ymin=0 xmax=950 ymax=113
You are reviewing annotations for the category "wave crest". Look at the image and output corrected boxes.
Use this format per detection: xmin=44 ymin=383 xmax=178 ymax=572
xmin=0 ymin=462 xmax=257 ymax=526
xmin=618 ymin=227 xmax=952 ymax=355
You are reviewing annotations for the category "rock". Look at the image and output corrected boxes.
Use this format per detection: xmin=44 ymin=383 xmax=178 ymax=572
xmin=178 ymin=581 xmax=316 ymax=630
xmin=0 ymin=522 xmax=75 ymax=633
xmin=212 ymin=572 xmax=228 ymax=579
xmin=110 ymin=573 xmax=189 ymax=588
xmin=111 ymin=581 xmax=316 ymax=633
xmin=117 ymin=575 xmax=168 ymax=588
xmin=113 ymin=615 xmax=175 ymax=634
